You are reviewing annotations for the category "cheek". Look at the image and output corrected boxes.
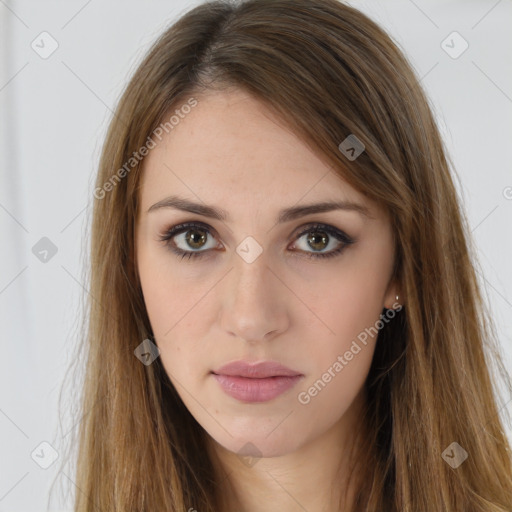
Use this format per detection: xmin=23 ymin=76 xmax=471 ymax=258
xmin=295 ymin=257 xmax=391 ymax=399
xmin=302 ymin=261 xmax=390 ymax=348
xmin=137 ymin=242 xmax=199 ymax=333
xmin=294 ymin=306 xmax=381 ymax=431
xmin=136 ymin=247 xmax=215 ymax=378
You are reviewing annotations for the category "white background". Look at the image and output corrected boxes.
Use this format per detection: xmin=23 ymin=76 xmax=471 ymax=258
xmin=0 ymin=1 xmax=511 ymax=510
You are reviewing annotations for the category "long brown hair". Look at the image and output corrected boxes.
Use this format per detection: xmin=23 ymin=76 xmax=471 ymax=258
xmin=59 ymin=0 xmax=512 ymax=510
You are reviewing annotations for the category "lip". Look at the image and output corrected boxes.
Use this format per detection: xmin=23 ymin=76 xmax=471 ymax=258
xmin=211 ymin=360 xmax=304 ymax=403
xmin=212 ymin=360 xmax=302 ymax=378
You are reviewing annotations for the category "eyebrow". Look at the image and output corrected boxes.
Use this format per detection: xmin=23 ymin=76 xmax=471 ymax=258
xmin=147 ymin=195 xmax=372 ymax=223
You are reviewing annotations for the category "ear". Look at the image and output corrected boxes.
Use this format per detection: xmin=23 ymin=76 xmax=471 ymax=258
xmin=383 ymin=278 xmax=402 ymax=310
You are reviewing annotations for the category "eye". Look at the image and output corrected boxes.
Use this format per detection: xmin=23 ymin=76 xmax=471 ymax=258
xmin=157 ymin=221 xmax=219 ymax=260
xmin=157 ymin=221 xmax=355 ymax=261
xmin=291 ymin=223 xmax=355 ymax=260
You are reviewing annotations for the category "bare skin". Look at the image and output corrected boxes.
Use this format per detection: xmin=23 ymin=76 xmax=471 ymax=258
xmin=135 ymin=89 xmax=398 ymax=511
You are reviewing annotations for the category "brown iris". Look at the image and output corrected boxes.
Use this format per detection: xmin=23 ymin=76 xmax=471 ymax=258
xmin=306 ymin=230 xmax=329 ymax=251
xmin=185 ymin=228 xmax=208 ymax=250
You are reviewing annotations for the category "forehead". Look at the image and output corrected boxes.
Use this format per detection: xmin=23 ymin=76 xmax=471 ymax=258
xmin=138 ymin=90 xmax=374 ymax=218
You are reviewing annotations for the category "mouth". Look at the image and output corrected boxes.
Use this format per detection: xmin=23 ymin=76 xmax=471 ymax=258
xmin=210 ymin=360 xmax=304 ymax=403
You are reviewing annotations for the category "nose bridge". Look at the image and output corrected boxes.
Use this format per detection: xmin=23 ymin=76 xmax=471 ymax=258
xmin=230 ymin=242 xmax=274 ymax=308
xmin=220 ymin=241 xmax=288 ymax=341
xmin=231 ymin=233 xmax=271 ymax=293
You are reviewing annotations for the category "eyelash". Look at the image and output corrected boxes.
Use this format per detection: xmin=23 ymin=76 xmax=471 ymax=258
xmin=157 ymin=221 xmax=355 ymax=261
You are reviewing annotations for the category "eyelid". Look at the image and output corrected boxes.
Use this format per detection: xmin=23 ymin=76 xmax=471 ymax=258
xmin=292 ymin=222 xmax=353 ymax=243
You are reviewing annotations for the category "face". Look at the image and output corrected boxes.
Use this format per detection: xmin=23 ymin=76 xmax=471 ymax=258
xmin=135 ymin=89 xmax=397 ymax=459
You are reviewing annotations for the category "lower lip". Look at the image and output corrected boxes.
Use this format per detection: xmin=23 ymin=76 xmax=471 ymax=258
xmin=212 ymin=373 xmax=303 ymax=403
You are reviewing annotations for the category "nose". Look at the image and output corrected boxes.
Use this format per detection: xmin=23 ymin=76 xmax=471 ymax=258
xmin=218 ymin=249 xmax=290 ymax=344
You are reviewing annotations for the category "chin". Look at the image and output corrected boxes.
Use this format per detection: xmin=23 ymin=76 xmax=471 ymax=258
xmin=207 ymin=423 xmax=304 ymax=460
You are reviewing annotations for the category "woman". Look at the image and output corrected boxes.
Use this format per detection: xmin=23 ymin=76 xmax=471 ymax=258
xmin=64 ymin=0 xmax=512 ymax=510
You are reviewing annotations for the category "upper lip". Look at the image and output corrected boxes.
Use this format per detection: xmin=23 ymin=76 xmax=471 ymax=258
xmin=212 ymin=360 xmax=303 ymax=378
